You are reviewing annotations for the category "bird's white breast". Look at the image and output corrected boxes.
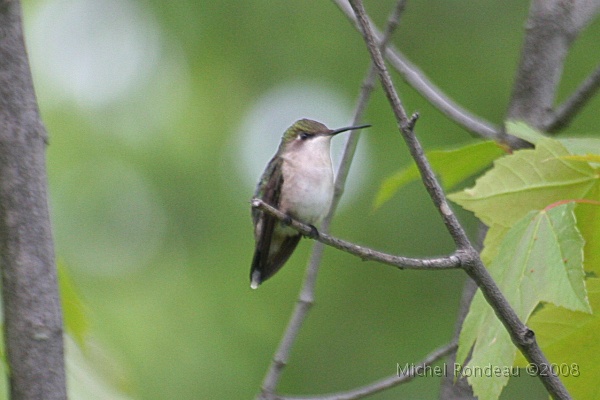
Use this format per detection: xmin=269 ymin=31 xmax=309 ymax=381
xmin=280 ymin=137 xmax=334 ymax=225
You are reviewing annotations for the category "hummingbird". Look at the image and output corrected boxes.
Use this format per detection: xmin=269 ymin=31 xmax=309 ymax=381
xmin=250 ymin=119 xmax=370 ymax=289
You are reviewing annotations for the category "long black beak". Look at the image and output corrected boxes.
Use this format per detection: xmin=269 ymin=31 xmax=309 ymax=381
xmin=325 ymin=123 xmax=371 ymax=136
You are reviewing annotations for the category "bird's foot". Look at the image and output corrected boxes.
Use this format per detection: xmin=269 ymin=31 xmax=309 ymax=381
xmin=282 ymin=214 xmax=293 ymax=226
xmin=305 ymin=224 xmax=320 ymax=239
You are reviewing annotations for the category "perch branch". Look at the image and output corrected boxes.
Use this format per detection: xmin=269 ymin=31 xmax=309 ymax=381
xmin=348 ymin=1 xmax=572 ymax=399
xmin=252 ymin=199 xmax=461 ymax=271
xmin=256 ymin=2 xmax=409 ymax=398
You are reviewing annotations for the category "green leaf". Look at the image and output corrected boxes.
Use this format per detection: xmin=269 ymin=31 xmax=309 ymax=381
xmin=58 ymin=262 xmax=89 ymax=347
xmin=373 ymin=141 xmax=504 ymax=209
xmin=480 ymin=223 xmax=509 ymax=266
xmin=457 ymin=203 xmax=589 ymax=400
xmin=516 ymin=278 xmax=600 ymax=399
xmin=556 ymin=138 xmax=600 ymax=165
xmin=560 ymin=154 xmax=600 ymax=164
xmin=560 ymin=138 xmax=600 ymax=158
xmin=449 ymin=138 xmax=597 ymax=228
xmin=575 ymin=186 xmax=600 ymax=277
xmin=503 ymin=120 xmax=600 ymax=156
xmin=505 ymin=120 xmax=545 ymax=144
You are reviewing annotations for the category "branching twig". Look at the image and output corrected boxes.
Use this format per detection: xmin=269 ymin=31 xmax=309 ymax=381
xmin=348 ymin=2 xmax=471 ymax=251
xmin=348 ymin=1 xmax=572 ymax=399
xmin=442 ymin=1 xmax=600 ymax=398
xmin=258 ymin=1 xmax=597 ymax=399
xmin=546 ymin=63 xmax=600 ymax=132
xmin=332 ymin=0 xmax=500 ymax=141
xmin=256 ymin=2 xmax=408 ymax=398
xmin=507 ymin=0 xmax=600 ymax=133
xmin=252 ymin=199 xmax=461 ymax=271
xmin=278 ymin=342 xmax=457 ymax=400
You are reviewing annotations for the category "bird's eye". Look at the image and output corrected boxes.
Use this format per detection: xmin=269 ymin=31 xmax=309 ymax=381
xmin=299 ymin=132 xmax=309 ymax=140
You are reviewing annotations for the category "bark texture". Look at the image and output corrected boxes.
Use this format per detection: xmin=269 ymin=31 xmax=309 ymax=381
xmin=0 ymin=2 xmax=67 ymax=398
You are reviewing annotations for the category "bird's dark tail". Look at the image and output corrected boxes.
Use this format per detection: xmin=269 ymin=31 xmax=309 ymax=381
xmin=250 ymin=234 xmax=301 ymax=289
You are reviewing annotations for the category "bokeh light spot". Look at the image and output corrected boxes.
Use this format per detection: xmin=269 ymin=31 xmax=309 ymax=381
xmin=231 ymin=82 xmax=371 ymax=208
xmin=28 ymin=0 xmax=161 ymax=107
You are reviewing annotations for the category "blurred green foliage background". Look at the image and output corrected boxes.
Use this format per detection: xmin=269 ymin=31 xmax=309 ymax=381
xmin=16 ymin=0 xmax=600 ymax=398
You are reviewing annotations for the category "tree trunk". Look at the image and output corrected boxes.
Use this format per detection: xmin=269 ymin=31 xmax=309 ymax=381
xmin=0 ymin=1 xmax=67 ymax=398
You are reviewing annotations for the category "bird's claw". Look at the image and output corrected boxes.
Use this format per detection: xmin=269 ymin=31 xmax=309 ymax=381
xmin=305 ymin=224 xmax=320 ymax=239
xmin=282 ymin=214 xmax=293 ymax=226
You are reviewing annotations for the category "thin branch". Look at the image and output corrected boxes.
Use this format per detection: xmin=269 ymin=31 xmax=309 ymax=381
xmin=331 ymin=0 xmax=405 ymax=209
xmin=348 ymin=2 xmax=471 ymax=251
xmin=278 ymin=342 xmax=457 ymax=400
xmin=256 ymin=3 xmax=408 ymax=398
xmin=348 ymin=1 xmax=572 ymax=399
xmin=252 ymin=199 xmax=461 ymax=271
xmin=439 ymin=224 xmax=488 ymax=400
xmin=439 ymin=278 xmax=478 ymax=400
xmin=546 ymin=63 xmax=600 ymax=132
xmin=506 ymin=0 xmax=600 ymax=133
xmin=570 ymin=0 xmax=600 ymax=34
xmin=332 ymin=0 xmax=501 ymax=141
